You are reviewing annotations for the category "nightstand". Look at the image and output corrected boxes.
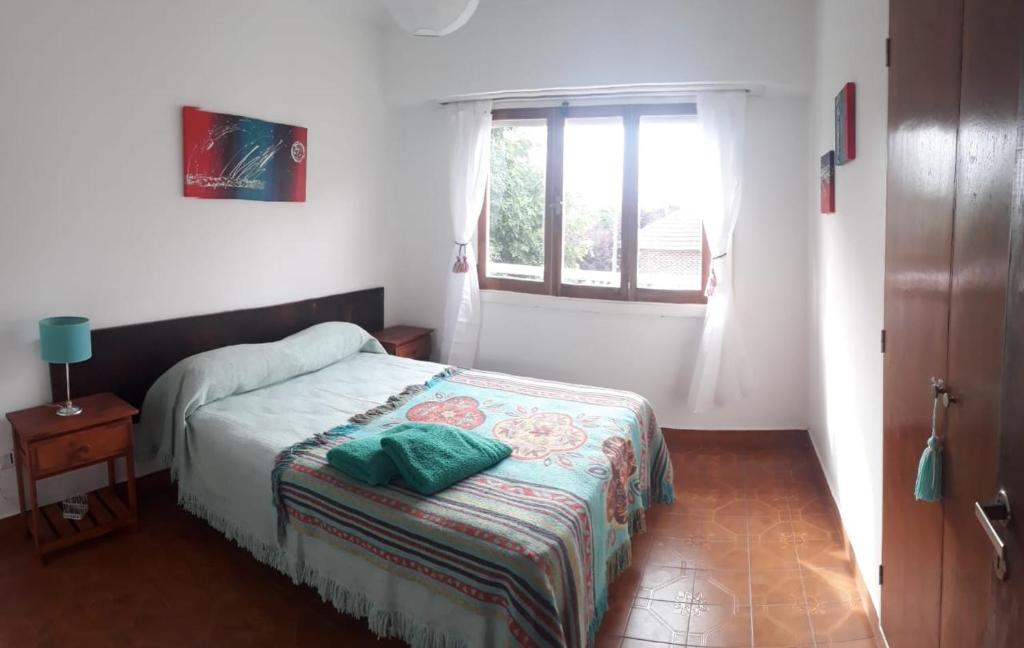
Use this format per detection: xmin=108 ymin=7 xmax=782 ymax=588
xmin=5 ymin=392 xmax=139 ymax=561
xmin=373 ymin=326 xmax=433 ymax=360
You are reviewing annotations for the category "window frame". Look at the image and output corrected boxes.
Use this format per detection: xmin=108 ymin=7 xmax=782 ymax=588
xmin=478 ymin=103 xmax=710 ymax=304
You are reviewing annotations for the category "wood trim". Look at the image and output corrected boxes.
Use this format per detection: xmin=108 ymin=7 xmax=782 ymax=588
xmin=622 ymin=106 xmax=640 ymax=300
xmin=558 ymin=107 xmax=629 ymax=300
xmin=558 ymin=284 xmax=625 ymax=301
xmin=480 ymin=275 xmax=548 ymax=294
xmin=481 ymin=109 xmax=559 ymax=293
xmin=477 ymin=188 xmax=548 ymax=295
xmin=702 ymin=226 xmax=711 ymax=293
xmin=936 ymin=1 xmax=1021 ymax=643
xmin=989 ymin=16 xmax=1024 ymax=637
xmin=485 ymin=103 xmax=706 ymax=305
xmin=50 ymin=289 xmax=385 ymax=410
xmin=632 ymin=228 xmax=711 ymax=304
xmin=563 ymin=104 xmax=633 ymax=119
xmin=660 ymin=428 xmax=810 ymax=445
xmin=633 ymin=287 xmax=707 ymax=304
xmin=881 ymin=1 xmax=963 ymax=645
xmin=31 ymin=487 xmax=135 ymax=557
xmin=7 ymin=394 xmax=139 ymax=561
xmin=32 ymin=421 xmax=131 ymax=478
xmin=547 ymin=108 xmax=565 ymax=295
xmin=371 ymin=326 xmax=434 ymax=361
xmin=477 ymin=189 xmax=488 ymax=288
xmin=491 ymin=107 xmax=551 ymax=121
xmin=634 ymin=103 xmax=698 ymax=117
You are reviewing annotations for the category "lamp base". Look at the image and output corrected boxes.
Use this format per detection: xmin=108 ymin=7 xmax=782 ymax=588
xmin=56 ymin=404 xmax=83 ymax=416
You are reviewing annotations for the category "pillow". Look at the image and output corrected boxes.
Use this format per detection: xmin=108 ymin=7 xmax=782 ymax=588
xmin=135 ymin=321 xmax=385 ymax=469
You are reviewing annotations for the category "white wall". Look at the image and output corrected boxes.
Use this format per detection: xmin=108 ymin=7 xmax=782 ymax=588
xmin=0 ymin=0 xmax=389 ymax=518
xmin=0 ymin=5 xmax=889 ymax=593
xmin=806 ymin=0 xmax=889 ymax=611
xmin=384 ymin=0 xmax=814 ymax=429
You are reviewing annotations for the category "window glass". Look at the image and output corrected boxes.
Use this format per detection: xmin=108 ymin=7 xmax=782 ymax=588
xmin=561 ymin=116 xmax=624 ymax=288
xmin=637 ymin=115 xmax=704 ymax=291
xmin=487 ymin=120 xmax=547 ymax=282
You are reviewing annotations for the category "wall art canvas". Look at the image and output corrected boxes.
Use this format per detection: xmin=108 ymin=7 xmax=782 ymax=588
xmin=183 ymin=106 xmax=307 ymax=202
xmin=821 ymin=150 xmax=835 ymax=214
xmin=834 ymin=82 xmax=856 ymax=165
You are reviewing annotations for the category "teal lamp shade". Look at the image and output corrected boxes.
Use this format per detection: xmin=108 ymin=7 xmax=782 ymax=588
xmin=39 ymin=317 xmax=92 ymax=364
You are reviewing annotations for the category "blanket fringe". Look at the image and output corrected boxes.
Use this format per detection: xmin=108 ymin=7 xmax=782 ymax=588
xmin=271 ymin=367 xmax=461 ymax=542
xmin=349 ymin=366 xmax=459 ymax=425
xmin=178 ymin=491 xmax=292 ymax=573
xmin=586 ymin=507 xmax=651 ymax=646
xmin=605 ymin=540 xmax=633 ymax=585
xmin=179 ymin=491 xmax=467 ymax=648
xmin=590 ymin=539 xmax=635 ymax=642
xmin=296 ymin=565 xmax=467 ymax=648
xmin=655 ymin=477 xmax=675 ymax=505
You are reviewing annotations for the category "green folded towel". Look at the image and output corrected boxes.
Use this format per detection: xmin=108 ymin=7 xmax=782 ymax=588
xmin=380 ymin=423 xmax=512 ymax=495
xmin=326 ymin=433 xmax=399 ymax=486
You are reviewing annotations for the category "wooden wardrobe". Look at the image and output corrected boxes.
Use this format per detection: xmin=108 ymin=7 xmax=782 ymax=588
xmin=882 ymin=1 xmax=1024 ymax=647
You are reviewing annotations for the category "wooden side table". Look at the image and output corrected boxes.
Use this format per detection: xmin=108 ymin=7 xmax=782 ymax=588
xmin=373 ymin=326 xmax=434 ymax=360
xmin=5 ymin=392 xmax=138 ymax=561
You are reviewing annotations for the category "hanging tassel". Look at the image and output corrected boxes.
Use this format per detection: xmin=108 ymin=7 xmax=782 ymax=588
xmin=914 ymin=381 xmax=944 ymax=502
xmin=705 ymin=252 xmax=727 ymax=297
xmin=914 ymin=435 xmax=943 ymax=502
xmin=704 ymin=270 xmax=718 ymax=298
xmin=452 ymin=242 xmax=469 ymax=274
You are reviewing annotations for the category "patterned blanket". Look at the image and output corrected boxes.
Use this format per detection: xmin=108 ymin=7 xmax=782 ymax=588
xmin=273 ymin=368 xmax=674 ymax=648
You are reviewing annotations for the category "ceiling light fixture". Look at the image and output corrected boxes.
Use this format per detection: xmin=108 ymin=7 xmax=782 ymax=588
xmin=382 ymin=0 xmax=480 ymax=37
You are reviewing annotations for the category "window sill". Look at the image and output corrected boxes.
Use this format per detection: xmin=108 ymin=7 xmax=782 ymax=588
xmin=480 ymin=289 xmax=707 ymax=318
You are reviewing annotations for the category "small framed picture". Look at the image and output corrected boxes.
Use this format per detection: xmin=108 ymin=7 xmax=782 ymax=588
xmin=821 ymin=151 xmax=835 ymax=214
xmin=835 ymin=82 xmax=856 ymax=165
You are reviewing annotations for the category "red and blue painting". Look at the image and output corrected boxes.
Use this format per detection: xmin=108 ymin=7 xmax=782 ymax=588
xmin=834 ymin=82 xmax=856 ymax=165
xmin=820 ymin=150 xmax=835 ymax=214
xmin=182 ymin=107 xmax=307 ymax=202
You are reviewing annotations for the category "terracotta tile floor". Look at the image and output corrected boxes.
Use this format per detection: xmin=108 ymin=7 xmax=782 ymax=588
xmin=602 ymin=432 xmax=881 ymax=648
xmin=0 ymin=431 xmax=880 ymax=648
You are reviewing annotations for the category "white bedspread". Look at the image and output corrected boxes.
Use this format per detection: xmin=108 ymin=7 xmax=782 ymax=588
xmin=179 ymin=351 xmax=444 ymax=548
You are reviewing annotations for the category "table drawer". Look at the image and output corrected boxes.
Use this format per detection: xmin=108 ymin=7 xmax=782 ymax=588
xmin=394 ymin=334 xmax=431 ymax=360
xmin=33 ymin=421 xmax=131 ymax=474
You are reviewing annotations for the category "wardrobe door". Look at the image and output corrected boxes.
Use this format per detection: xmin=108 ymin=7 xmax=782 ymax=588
xmin=880 ymin=2 xmax=962 ymax=647
xmin=988 ymin=44 xmax=1024 ymax=644
xmin=939 ymin=1 xmax=1021 ymax=645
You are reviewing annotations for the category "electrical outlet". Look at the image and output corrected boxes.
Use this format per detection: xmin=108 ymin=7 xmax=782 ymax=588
xmin=0 ymin=452 xmax=13 ymax=471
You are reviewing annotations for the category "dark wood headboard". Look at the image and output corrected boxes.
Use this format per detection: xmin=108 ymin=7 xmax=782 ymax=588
xmin=50 ymin=288 xmax=384 ymax=411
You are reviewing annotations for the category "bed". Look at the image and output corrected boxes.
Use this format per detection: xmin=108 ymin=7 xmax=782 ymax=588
xmin=63 ymin=290 xmax=673 ymax=648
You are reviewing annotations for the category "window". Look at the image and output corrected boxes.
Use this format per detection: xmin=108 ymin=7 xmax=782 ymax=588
xmin=486 ymin=118 xmax=547 ymax=283
xmin=479 ymin=104 xmax=709 ymax=303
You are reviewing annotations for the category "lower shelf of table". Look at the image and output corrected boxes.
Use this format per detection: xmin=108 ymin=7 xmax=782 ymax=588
xmin=29 ymin=486 xmax=135 ymax=555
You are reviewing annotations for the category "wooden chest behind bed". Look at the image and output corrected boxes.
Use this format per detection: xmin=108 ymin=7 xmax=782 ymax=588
xmin=372 ymin=325 xmax=433 ymax=360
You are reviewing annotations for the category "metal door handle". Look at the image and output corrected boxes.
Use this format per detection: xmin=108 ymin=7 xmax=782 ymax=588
xmin=975 ymin=488 xmax=1012 ymax=580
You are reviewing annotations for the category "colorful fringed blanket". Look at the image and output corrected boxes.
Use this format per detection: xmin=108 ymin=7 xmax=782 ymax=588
xmin=273 ymin=368 xmax=674 ymax=648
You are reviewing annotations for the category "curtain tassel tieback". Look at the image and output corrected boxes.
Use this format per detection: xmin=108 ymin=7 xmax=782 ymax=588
xmin=705 ymin=252 xmax=728 ymax=298
xmin=452 ymin=242 xmax=470 ymax=274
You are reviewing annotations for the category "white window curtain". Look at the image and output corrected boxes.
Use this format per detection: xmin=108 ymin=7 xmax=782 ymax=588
xmin=439 ymin=100 xmax=493 ymax=367
xmin=688 ymin=91 xmax=750 ymax=413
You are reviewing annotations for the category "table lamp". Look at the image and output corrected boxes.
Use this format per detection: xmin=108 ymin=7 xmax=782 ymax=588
xmin=38 ymin=316 xmax=92 ymax=416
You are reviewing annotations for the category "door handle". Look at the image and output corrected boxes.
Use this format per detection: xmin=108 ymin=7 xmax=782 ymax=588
xmin=975 ymin=488 xmax=1012 ymax=580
